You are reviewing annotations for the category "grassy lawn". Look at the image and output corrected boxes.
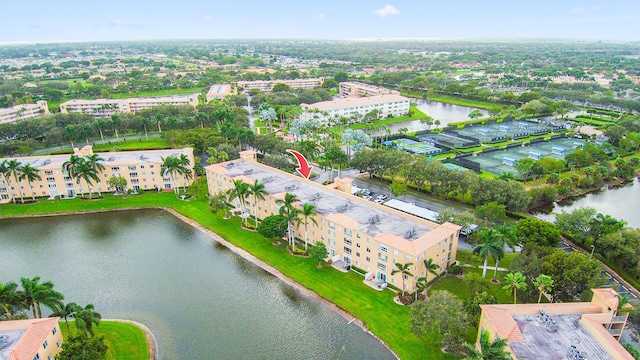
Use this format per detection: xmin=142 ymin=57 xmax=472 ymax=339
xmin=47 ymin=137 xmax=171 ymax=154
xmin=430 ymin=268 xmax=513 ymax=305
xmin=59 ymin=320 xmax=149 ymax=360
xmin=349 ymin=106 xmax=428 ymax=130
xmin=457 ymin=250 xmax=519 ymax=269
xmin=0 ymin=192 xmax=452 ymax=360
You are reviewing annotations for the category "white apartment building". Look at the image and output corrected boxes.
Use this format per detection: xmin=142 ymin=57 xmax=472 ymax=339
xmin=206 ymin=151 xmax=461 ymax=292
xmin=300 ymin=94 xmax=411 ymax=123
xmin=0 ymin=146 xmax=195 ymax=203
xmin=339 ymin=82 xmax=399 ymax=98
xmin=206 ymin=84 xmax=235 ymax=102
xmin=0 ymin=101 xmax=49 ymax=124
xmin=59 ymin=94 xmax=199 ymax=118
xmin=237 ymin=77 xmax=324 ymax=92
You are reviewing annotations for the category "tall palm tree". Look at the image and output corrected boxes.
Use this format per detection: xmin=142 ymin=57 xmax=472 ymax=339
xmin=473 ymin=228 xmax=503 ymax=279
xmin=63 ymin=155 xmax=83 ymax=198
xmin=161 ymin=156 xmax=184 ymax=195
xmin=178 ymin=154 xmax=192 ymax=193
xmin=94 ymin=118 xmax=107 ymax=142
xmin=18 ymin=163 xmax=41 ymax=202
xmin=5 ymin=159 xmax=24 ymax=203
xmin=0 ymin=281 xmax=23 ymax=320
xmin=84 ymin=154 xmax=105 ymax=197
xmin=414 ymin=277 xmax=428 ymax=301
xmin=463 ymin=329 xmax=511 ymax=360
xmin=534 ymin=274 xmax=554 ymax=304
xmin=300 ymin=203 xmax=318 ymax=254
xmin=391 ymin=262 xmax=414 ymax=296
xmin=49 ymin=302 xmax=80 ymax=333
xmin=208 ymin=190 xmax=233 ymax=219
xmin=76 ymin=161 xmax=100 ymax=199
xmin=249 ymin=180 xmax=268 ymax=226
xmin=20 ymin=277 xmax=64 ymax=318
xmin=503 ymin=272 xmax=527 ymax=304
xmin=229 ymin=180 xmax=251 ymax=227
xmin=75 ymin=304 xmax=101 ymax=337
xmin=276 ymin=192 xmax=301 ymax=249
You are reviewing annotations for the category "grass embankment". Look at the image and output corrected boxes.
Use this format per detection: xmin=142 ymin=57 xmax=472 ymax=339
xmin=60 ymin=320 xmax=149 ymax=360
xmin=349 ymin=106 xmax=428 ymax=130
xmin=0 ymin=192 xmax=451 ymax=360
xmin=48 ymin=138 xmax=171 ymax=154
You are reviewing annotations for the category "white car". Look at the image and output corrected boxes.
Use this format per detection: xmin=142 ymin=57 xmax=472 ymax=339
xmin=374 ymin=199 xmax=384 ymax=204
xmin=363 ymin=195 xmax=373 ymax=201
xmin=377 ymin=194 xmax=388 ymax=200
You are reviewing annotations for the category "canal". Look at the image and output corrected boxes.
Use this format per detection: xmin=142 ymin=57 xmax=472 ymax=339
xmin=0 ymin=210 xmax=395 ymax=360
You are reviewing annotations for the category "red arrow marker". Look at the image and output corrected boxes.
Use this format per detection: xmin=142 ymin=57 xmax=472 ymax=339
xmin=286 ymin=149 xmax=313 ymax=179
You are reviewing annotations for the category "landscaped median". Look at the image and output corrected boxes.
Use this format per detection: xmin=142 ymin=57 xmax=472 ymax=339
xmin=0 ymin=192 xmax=453 ymax=360
xmin=59 ymin=320 xmax=151 ymax=360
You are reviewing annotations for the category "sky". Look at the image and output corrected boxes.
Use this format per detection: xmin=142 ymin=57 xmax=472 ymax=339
xmin=1 ymin=0 xmax=640 ymax=43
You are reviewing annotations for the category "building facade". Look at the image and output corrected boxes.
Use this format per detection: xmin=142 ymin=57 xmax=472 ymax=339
xmin=0 ymin=317 xmax=63 ymax=360
xmin=339 ymin=82 xmax=399 ymax=98
xmin=477 ymin=288 xmax=634 ymax=359
xmin=300 ymin=94 xmax=411 ymax=123
xmin=205 ymin=151 xmax=460 ymax=292
xmin=0 ymin=101 xmax=49 ymax=124
xmin=206 ymin=84 xmax=235 ymax=102
xmin=59 ymin=94 xmax=198 ymax=118
xmin=0 ymin=146 xmax=194 ymax=204
xmin=237 ymin=78 xmax=324 ymax=92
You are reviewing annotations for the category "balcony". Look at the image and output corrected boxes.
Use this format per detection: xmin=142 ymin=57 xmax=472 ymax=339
xmin=611 ymin=315 xmax=627 ymax=323
xmin=608 ymin=328 xmax=623 ymax=336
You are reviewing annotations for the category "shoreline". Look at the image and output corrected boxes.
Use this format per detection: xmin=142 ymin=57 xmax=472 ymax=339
xmin=102 ymin=319 xmax=158 ymax=360
xmin=4 ymin=207 xmax=400 ymax=360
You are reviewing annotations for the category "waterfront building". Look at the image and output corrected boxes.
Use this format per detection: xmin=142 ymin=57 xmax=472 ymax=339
xmin=206 ymin=84 xmax=235 ymax=102
xmin=300 ymin=94 xmax=411 ymax=123
xmin=237 ymin=78 xmax=324 ymax=92
xmin=477 ymin=288 xmax=634 ymax=359
xmin=0 ymin=146 xmax=194 ymax=204
xmin=59 ymin=94 xmax=199 ymax=118
xmin=205 ymin=150 xmax=460 ymax=292
xmin=339 ymin=82 xmax=398 ymax=98
xmin=0 ymin=317 xmax=63 ymax=360
xmin=0 ymin=101 xmax=49 ymax=124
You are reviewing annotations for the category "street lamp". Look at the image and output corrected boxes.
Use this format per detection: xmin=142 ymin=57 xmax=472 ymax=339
xmin=589 ymin=244 xmax=596 ymax=260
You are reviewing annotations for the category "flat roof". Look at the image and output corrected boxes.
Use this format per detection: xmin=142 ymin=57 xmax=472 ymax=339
xmin=510 ymin=314 xmax=614 ymax=360
xmin=302 ymin=94 xmax=410 ymax=112
xmin=222 ymin=161 xmax=437 ymax=242
xmin=207 ymin=84 xmax=231 ymax=95
xmin=384 ymin=199 xmax=439 ymax=222
xmin=0 ymin=103 xmax=42 ymax=115
xmin=0 ymin=329 xmax=26 ymax=360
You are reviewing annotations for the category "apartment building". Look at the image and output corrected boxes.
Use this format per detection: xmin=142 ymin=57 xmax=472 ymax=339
xmin=0 ymin=317 xmax=63 ymax=360
xmin=205 ymin=150 xmax=461 ymax=292
xmin=0 ymin=101 xmax=49 ymax=124
xmin=206 ymin=84 xmax=235 ymax=102
xmin=237 ymin=77 xmax=324 ymax=92
xmin=0 ymin=145 xmax=194 ymax=204
xmin=59 ymin=94 xmax=199 ymax=118
xmin=300 ymin=94 xmax=411 ymax=123
xmin=477 ymin=288 xmax=634 ymax=360
xmin=339 ymin=82 xmax=399 ymax=98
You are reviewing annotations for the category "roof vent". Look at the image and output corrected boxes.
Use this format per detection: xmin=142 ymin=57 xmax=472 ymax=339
xmin=284 ymin=184 xmax=296 ymax=192
xmin=261 ymin=176 xmax=274 ymax=183
xmin=43 ymin=159 xmax=51 ymax=165
xmin=404 ymin=228 xmax=416 ymax=239
xmin=539 ymin=309 xmax=558 ymax=332
xmin=310 ymin=192 xmax=321 ymax=201
xmin=368 ymin=215 xmax=380 ymax=224
xmin=336 ymin=203 xmax=348 ymax=213
xmin=243 ymin=169 xmax=253 ymax=175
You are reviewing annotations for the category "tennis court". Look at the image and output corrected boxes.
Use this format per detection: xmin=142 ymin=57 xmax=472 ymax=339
xmin=382 ymin=138 xmax=443 ymax=155
xmin=455 ymin=121 xmax=549 ymax=143
xmin=443 ymin=163 xmax=470 ymax=172
xmin=418 ymin=132 xmax=478 ymax=149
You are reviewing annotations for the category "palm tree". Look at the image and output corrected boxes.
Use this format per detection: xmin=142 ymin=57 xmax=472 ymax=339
xmin=49 ymin=302 xmax=80 ymax=333
xmin=18 ymin=163 xmax=41 ymax=202
xmin=5 ymin=159 xmax=24 ymax=203
xmin=63 ymin=155 xmax=83 ymax=198
xmin=229 ymin=180 xmax=251 ymax=227
xmin=391 ymin=262 xmax=414 ymax=296
xmin=141 ymin=117 xmax=151 ymax=140
xmin=76 ymin=160 xmax=100 ymax=199
xmin=161 ymin=156 xmax=184 ymax=195
xmin=75 ymin=304 xmax=101 ymax=337
xmin=249 ymin=180 xmax=268 ymax=226
xmin=0 ymin=281 xmax=23 ymax=320
xmin=463 ymin=329 xmax=511 ymax=360
xmin=615 ymin=295 xmax=635 ymax=317
xmin=208 ymin=190 xmax=233 ymax=219
xmin=84 ymin=154 xmax=105 ymax=197
xmin=177 ymin=154 xmax=192 ymax=193
xmin=94 ymin=118 xmax=107 ymax=142
xmin=276 ymin=192 xmax=301 ymax=249
xmin=423 ymin=258 xmax=440 ymax=278
xmin=414 ymin=277 xmax=428 ymax=301
xmin=473 ymin=228 xmax=503 ymax=279
xmin=300 ymin=203 xmax=318 ymax=254
xmin=503 ymin=272 xmax=527 ymax=304
xmin=533 ymin=274 xmax=554 ymax=304
xmin=20 ymin=277 xmax=64 ymax=318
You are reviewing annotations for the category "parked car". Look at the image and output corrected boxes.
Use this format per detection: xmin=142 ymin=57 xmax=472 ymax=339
xmin=374 ymin=199 xmax=384 ymax=204
xmin=376 ymin=194 xmax=388 ymax=200
xmin=363 ymin=195 xmax=373 ymax=201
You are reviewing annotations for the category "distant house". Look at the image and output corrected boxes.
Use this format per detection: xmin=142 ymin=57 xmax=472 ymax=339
xmin=0 ymin=101 xmax=49 ymax=124
xmin=0 ymin=317 xmax=63 ymax=360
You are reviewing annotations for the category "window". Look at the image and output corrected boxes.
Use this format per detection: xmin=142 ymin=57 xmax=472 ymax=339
xmin=46 ymin=177 xmax=55 ymax=182
xmin=52 ymin=327 xmax=57 ymax=335
xmin=129 ymin=172 xmax=138 ymax=177
xmin=328 ymin=230 xmax=336 ymax=238
xmin=378 ymin=253 xmax=387 ymax=262
xmin=344 ymin=238 xmax=352 ymax=246
xmin=366 ymin=257 xmax=370 ymax=262
xmin=328 ymin=221 xmax=335 ymax=229
xmin=328 ymin=239 xmax=336 ymax=246
xmin=344 ymin=228 xmax=352 ymax=236
xmin=112 ymin=167 xmax=120 ymax=171
xmin=377 ymin=263 xmax=387 ymax=272
xmin=128 ymin=166 xmax=136 ymax=171
xmin=393 ymin=249 xmax=399 ymax=256
xmin=33 ymin=354 xmax=40 ymax=360
xmin=150 ymin=165 xmax=154 ymax=168
xmin=356 ymin=252 xmax=360 ymax=257
xmin=45 ymin=171 xmax=53 ymax=175
xmin=43 ymin=340 xmax=48 ymax=349
xmin=57 ymin=340 xmax=61 ymax=348
xmin=356 ymin=243 xmax=360 ymax=248
xmin=378 ymin=244 xmax=388 ymax=253
xmin=344 ymin=247 xmax=352 ymax=255
xmin=406 ymin=254 xmax=412 ymax=261
xmin=48 ymin=184 xmax=57 ymax=189
xmin=366 ymin=247 xmax=371 ymax=253
xmin=48 ymin=356 xmax=52 ymax=360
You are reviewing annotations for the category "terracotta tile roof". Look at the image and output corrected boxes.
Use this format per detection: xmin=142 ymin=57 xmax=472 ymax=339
xmin=1 ymin=317 xmax=59 ymax=360
xmin=593 ymin=288 xmax=620 ymax=310
xmin=480 ymin=305 xmax=524 ymax=342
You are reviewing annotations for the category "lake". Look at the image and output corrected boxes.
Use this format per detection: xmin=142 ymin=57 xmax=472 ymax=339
xmin=534 ymin=179 xmax=640 ymax=228
xmin=0 ymin=210 xmax=395 ymax=360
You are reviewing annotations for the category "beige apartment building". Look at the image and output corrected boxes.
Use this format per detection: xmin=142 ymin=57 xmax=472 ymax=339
xmin=59 ymin=94 xmax=199 ymax=118
xmin=206 ymin=151 xmax=461 ymax=292
xmin=0 ymin=146 xmax=194 ymax=204
xmin=206 ymin=84 xmax=236 ymax=102
xmin=477 ymin=288 xmax=634 ymax=359
xmin=237 ymin=77 xmax=324 ymax=92
xmin=0 ymin=101 xmax=49 ymax=124
xmin=339 ymin=82 xmax=399 ymax=98
xmin=0 ymin=317 xmax=63 ymax=360
xmin=300 ymin=94 xmax=411 ymax=123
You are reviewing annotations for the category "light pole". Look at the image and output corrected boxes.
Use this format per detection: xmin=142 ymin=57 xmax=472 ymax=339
xmin=589 ymin=244 xmax=596 ymax=260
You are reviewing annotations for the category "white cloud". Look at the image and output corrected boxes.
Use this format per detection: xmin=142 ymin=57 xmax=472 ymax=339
xmin=571 ymin=7 xmax=585 ymax=13
xmin=109 ymin=20 xmax=144 ymax=29
xmin=374 ymin=4 xmax=400 ymax=17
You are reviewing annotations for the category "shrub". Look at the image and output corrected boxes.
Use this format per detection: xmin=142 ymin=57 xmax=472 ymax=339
xmin=448 ymin=265 xmax=463 ymax=275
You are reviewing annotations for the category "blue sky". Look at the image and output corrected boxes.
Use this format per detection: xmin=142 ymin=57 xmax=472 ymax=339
xmin=1 ymin=0 xmax=639 ymax=43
